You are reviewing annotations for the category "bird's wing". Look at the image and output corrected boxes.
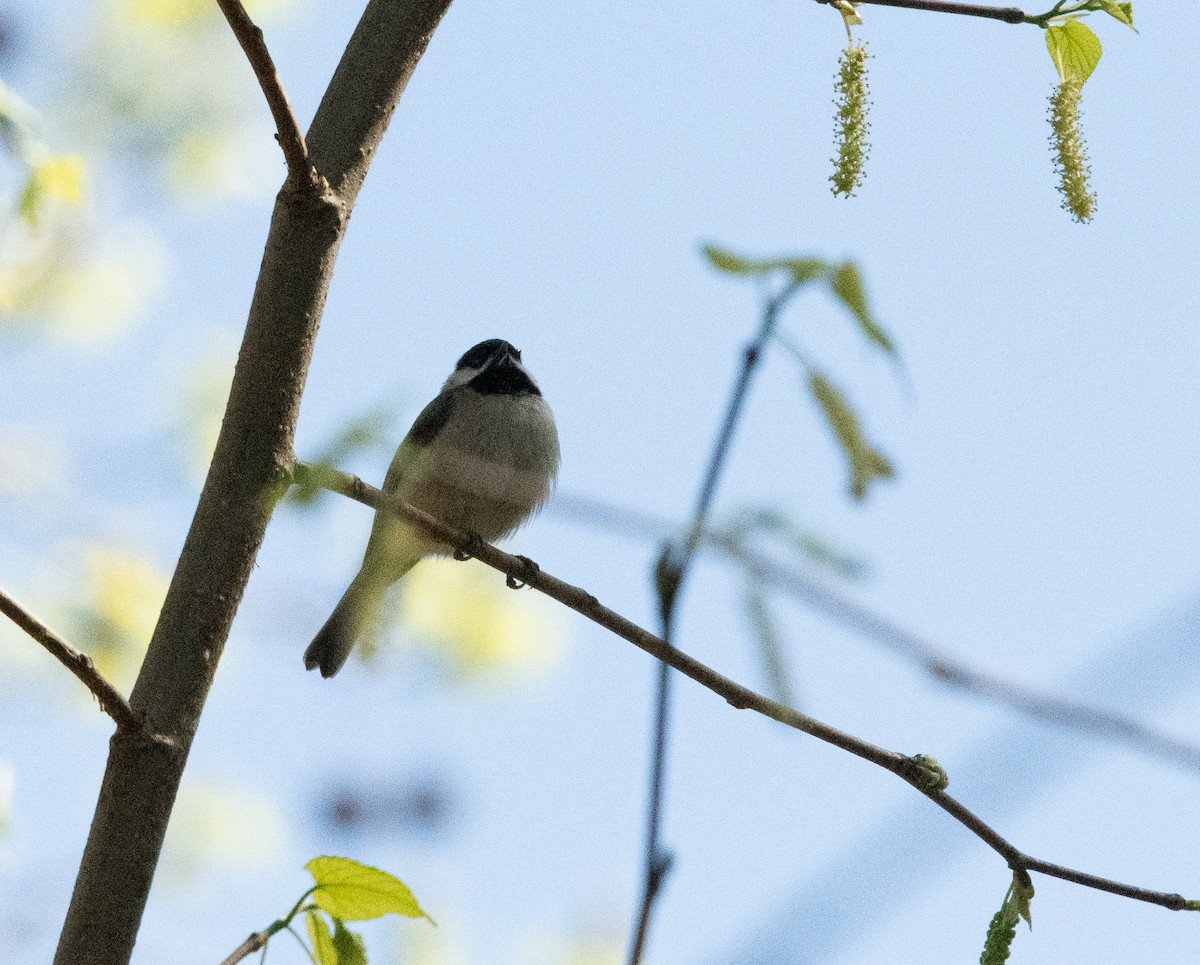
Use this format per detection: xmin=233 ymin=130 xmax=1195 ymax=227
xmin=378 ymin=389 xmax=457 ymax=491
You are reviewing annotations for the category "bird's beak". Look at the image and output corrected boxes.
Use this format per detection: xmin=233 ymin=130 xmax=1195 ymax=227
xmin=490 ymin=346 xmax=520 ymax=369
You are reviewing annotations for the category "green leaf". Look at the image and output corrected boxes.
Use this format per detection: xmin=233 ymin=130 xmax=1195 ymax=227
xmin=306 ymin=856 xmax=431 ymax=922
xmin=1045 ymin=20 xmax=1102 ymax=84
xmin=702 ymin=244 xmax=760 ymax=275
xmin=979 ymin=873 xmax=1035 ymax=964
xmin=1012 ymin=874 xmax=1035 ymax=929
xmin=777 ymin=258 xmax=827 ymax=285
xmin=1095 ymin=0 xmax=1134 ymax=28
xmin=742 ymin=580 xmax=796 ymax=708
xmin=828 ymin=261 xmax=896 ymax=357
xmin=306 ymin=911 xmax=338 ymax=965
xmin=808 ymin=371 xmax=894 ymax=501
xmin=332 ymin=919 xmax=369 ymax=965
xmin=700 ymin=245 xmax=827 ymax=286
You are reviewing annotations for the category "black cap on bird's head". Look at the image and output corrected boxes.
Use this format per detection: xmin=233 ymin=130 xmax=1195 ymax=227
xmin=455 ymin=339 xmax=540 ymax=397
xmin=456 ymin=339 xmax=520 ymax=371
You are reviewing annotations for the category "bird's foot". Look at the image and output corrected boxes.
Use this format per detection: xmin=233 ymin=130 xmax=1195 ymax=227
xmin=507 ymin=555 xmax=540 ymax=590
xmin=453 ymin=532 xmax=485 ymax=562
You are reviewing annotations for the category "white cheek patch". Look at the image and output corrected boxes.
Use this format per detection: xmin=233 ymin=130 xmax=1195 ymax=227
xmin=429 ymin=444 xmax=553 ymax=509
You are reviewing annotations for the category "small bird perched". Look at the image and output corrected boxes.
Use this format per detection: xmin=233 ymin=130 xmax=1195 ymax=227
xmin=304 ymin=339 xmax=560 ymax=677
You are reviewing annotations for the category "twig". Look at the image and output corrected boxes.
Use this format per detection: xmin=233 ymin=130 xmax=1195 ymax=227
xmin=550 ymin=492 xmax=1200 ymax=776
xmin=297 ymin=462 xmax=1197 ymax=912
xmin=217 ymin=931 xmax=268 ymax=965
xmin=628 ymin=283 xmax=801 ymax=964
xmin=627 ymin=659 xmax=673 ymax=965
xmin=214 ymin=0 xmax=321 ymax=192
xmin=813 ymin=0 xmax=1029 ymax=24
xmin=0 ymin=586 xmax=142 ymax=734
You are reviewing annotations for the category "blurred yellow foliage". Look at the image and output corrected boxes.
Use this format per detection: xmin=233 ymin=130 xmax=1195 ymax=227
xmin=176 ymin=332 xmax=238 ymax=478
xmin=120 ymin=0 xmax=285 ymax=29
xmin=167 ymin=130 xmax=260 ymax=198
xmin=0 ymin=214 xmax=166 ymax=341
xmin=563 ymin=944 xmax=622 ymax=965
xmin=18 ymin=155 xmax=85 ymax=226
xmin=398 ymin=559 xmax=566 ymax=680
xmin=161 ymin=783 xmax=288 ymax=882
xmin=77 ymin=545 xmax=169 ymax=685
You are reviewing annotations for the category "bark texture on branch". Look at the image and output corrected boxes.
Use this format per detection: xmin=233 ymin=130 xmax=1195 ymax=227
xmin=53 ymin=3 xmax=453 ymax=963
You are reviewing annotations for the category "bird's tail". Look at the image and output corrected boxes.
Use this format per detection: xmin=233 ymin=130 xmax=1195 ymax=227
xmin=304 ymin=571 xmax=385 ymax=678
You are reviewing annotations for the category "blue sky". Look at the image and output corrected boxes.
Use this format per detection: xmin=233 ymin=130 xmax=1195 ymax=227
xmin=2 ymin=0 xmax=1199 ymax=962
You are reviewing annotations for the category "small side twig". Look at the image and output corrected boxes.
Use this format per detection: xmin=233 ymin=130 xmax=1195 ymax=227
xmin=813 ymin=0 xmax=1028 ymax=24
xmin=217 ymin=931 xmax=268 ymax=965
xmin=214 ymin=0 xmax=321 ymax=192
xmin=0 ymin=586 xmax=142 ymax=734
xmin=295 ymin=463 xmax=1197 ymax=914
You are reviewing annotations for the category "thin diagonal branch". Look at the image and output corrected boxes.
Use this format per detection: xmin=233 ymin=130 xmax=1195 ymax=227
xmin=299 ymin=462 xmax=1196 ymax=913
xmin=215 ymin=0 xmax=320 ymax=192
xmin=813 ymin=0 xmax=1029 ymax=24
xmin=550 ymin=492 xmax=1200 ymax=775
xmin=0 ymin=586 xmax=141 ymax=734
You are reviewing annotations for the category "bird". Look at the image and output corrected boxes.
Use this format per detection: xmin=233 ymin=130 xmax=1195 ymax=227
xmin=304 ymin=338 xmax=560 ymax=678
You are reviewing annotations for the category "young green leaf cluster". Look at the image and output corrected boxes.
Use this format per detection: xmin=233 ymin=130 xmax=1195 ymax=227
xmin=1036 ymin=3 xmax=1135 ymax=221
xmin=702 ymin=244 xmax=898 ymax=502
xmin=829 ymin=43 xmax=871 ymax=198
xmin=979 ymin=873 xmax=1035 ymax=965
xmin=230 ymin=856 xmax=431 ymax=965
xmin=819 ymin=1 xmax=1137 ymax=221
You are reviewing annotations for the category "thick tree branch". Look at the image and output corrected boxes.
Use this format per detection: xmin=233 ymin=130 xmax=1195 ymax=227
xmin=814 ymin=0 xmax=1028 ymax=24
xmin=0 ymin=587 xmax=142 ymax=735
xmin=551 ymin=493 xmax=1200 ymax=776
xmin=301 ymin=463 xmax=1195 ymax=913
xmin=214 ymin=0 xmax=319 ymax=193
xmin=53 ymin=4 xmax=453 ymax=964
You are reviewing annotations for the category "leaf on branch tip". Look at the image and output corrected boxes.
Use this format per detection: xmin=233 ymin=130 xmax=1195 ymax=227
xmin=306 ymin=911 xmax=338 ymax=965
xmin=1012 ymin=873 xmax=1035 ymax=929
xmin=702 ymin=244 xmax=759 ymax=275
xmin=306 ymin=856 xmax=432 ymax=922
xmin=332 ymin=919 xmax=369 ymax=965
xmin=1095 ymin=0 xmax=1135 ymax=28
xmin=808 ymin=371 xmax=894 ymax=501
xmin=700 ymin=244 xmax=827 ymax=286
xmin=1045 ymin=20 xmax=1102 ymax=84
xmin=979 ymin=874 xmax=1034 ymax=965
xmin=828 ymin=261 xmax=896 ymax=357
